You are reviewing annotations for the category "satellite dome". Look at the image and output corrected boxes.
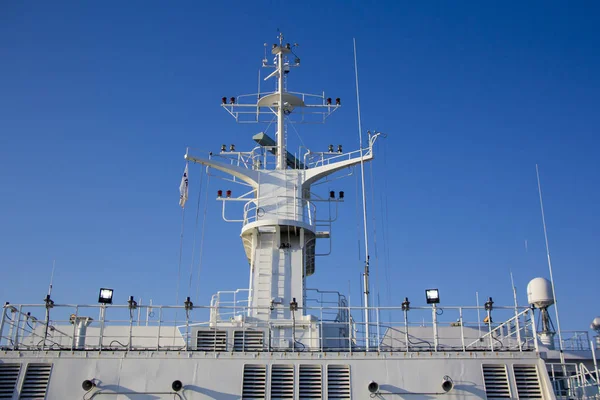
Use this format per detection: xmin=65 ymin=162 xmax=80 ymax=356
xmin=591 ymin=317 xmax=600 ymax=332
xmin=527 ymin=277 xmax=554 ymax=308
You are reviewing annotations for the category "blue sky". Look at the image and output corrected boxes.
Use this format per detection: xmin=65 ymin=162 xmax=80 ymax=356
xmin=1 ymin=2 xmax=599 ymax=334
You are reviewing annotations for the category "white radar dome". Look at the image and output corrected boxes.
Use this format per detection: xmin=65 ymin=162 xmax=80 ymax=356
xmin=527 ymin=277 xmax=554 ymax=308
xmin=590 ymin=317 xmax=600 ymax=332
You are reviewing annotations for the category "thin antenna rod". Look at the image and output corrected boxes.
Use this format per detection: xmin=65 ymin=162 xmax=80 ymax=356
xmin=354 ymin=37 xmax=371 ymax=350
xmin=536 ymin=164 xmax=565 ymax=362
xmin=48 ymin=260 xmax=56 ymax=296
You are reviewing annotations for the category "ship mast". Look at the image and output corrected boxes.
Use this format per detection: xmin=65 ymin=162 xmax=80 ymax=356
xmin=275 ymin=32 xmax=286 ymax=170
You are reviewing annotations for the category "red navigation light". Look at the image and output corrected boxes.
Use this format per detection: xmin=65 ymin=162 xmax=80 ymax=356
xmin=336 ymin=98 xmax=341 ymax=105
xmin=221 ymin=97 xmax=227 ymax=104
xmin=329 ymin=191 xmax=335 ymax=199
xmin=217 ymin=190 xmax=223 ymax=198
xmin=230 ymin=97 xmax=235 ymax=104
xmin=326 ymin=97 xmax=332 ymax=105
xmin=226 ymin=190 xmax=232 ymax=198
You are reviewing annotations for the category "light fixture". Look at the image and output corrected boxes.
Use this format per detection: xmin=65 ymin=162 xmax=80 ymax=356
xmin=336 ymin=97 xmax=341 ymax=105
xmin=82 ymin=379 xmax=95 ymax=391
xmin=171 ymin=380 xmax=183 ymax=392
xmin=229 ymin=97 xmax=235 ymax=104
xmin=289 ymin=298 xmax=298 ymax=312
xmin=217 ymin=190 xmax=223 ymax=198
xmin=484 ymin=297 xmax=494 ymax=311
xmin=328 ymin=144 xmax=333 ymax=152
xmin=221 ymin=97 xmax=227 ymax=105
xmin=230 ymin=144 xmax=235 ymax=152
xmin=226 ymin=190 xmax=232 ymax=198
xmin=337 ymin=145 xmax=342 ymax=153
xmin=184 ymin=296 xmax=193 ymax=311
xmin=329 ymin=191 xmax=335 ymax=199
xmin=221 ymin=144 xmax=226 ymax=152
xmin=441 ymin=376 xmax=453 ymax=392
xmin=368 ymin=381 xmax=379 ymax=394
xmin=98 ymin=288 xmax=114 ymax=305
xmin=425 ymin=289 xmax=440 ymax=304
xmin=339 ymin=191 xmax=344 ymax=199
xmin=128 ymin=296 xmax=137 ymax=310
xmin=401 ymin=297 xmax=410 ymax=311
xmin=326 ymin=98 xmax=332 ymax=105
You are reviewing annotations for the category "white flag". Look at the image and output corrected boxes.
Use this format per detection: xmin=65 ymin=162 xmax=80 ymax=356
xmin=179 ymin=164 xmax=189 ymax=208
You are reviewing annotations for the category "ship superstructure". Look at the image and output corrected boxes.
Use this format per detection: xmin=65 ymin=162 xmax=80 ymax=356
xmin=1 ymin=35 xmax=599 ymax=400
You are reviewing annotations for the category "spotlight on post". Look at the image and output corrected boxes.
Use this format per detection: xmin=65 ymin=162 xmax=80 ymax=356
xmin=425 ymin=289 xmax=440 ymax=304
xmin=98 ymin=288 xmax=114 ymax=305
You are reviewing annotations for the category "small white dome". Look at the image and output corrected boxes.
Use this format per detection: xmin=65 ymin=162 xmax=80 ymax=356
xmin=527 ymin=277 xmax=554 ymax=308
xmin=590 ymin=317 xmax=600 ymax=332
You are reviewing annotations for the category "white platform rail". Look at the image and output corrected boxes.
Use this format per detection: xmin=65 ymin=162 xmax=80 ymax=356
xmin=0 ymin=301 xmax=557 ymax=354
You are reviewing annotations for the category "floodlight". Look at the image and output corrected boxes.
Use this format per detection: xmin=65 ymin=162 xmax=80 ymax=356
xmin=98 ymin=288 xmax=114 ymax=304
xmin=425 ymin=289 xmax=440 ymax=304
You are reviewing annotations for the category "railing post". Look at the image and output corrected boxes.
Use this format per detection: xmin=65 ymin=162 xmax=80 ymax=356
xmin=71 ymin=306 xmax=79 ymax=351
xmin=459 ymin=307 xmax=465 ymax=352
xmin=14 ymin=305 xmax=23 ymax=350
xmin=156 ymin=307 xmax=162 ymax=350
xmin=591 ymin=340 xmax=600 ymax=395
xmin=432 ymin=304 xmax=438 ymax=352
xmin=404 ymin=309 xmax=409 ymax=352
xmin=487 ymin=309 xmax=493 ymax=351
xmin=348 ymin=306 xmax=352 ymax=354
xmin=0 ymin=306 xmax=7 ymax=347
xmin=99 ymin=305 xmax=106 ymax=351
xmin=376 ymin=306 xmax=381 ymax=352
xmin=530 ymin=308 xmax=539 ymax=352
xmin=514 ymin=307 xmax=522 ymax=351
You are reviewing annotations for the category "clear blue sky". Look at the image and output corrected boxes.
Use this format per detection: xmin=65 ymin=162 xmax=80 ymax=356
xmin=1 ymin=2 xmax=598 ymax=334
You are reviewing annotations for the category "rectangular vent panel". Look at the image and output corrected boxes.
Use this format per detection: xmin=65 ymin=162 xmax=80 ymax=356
xmin=271 ymin=364 xmax=294 ymax=399
xmin=19 ymin=364 xmax=52 ymax=399
xmin=0 ymin=364 xmax=21 ymax=399
xmin=299 ymin=365 xmax=322 ymax=399
xmin=327 ymin=365 xmax=351 ymax=399
xmin=234 ymin=330 xmax=264 ymax=352
xmin=482 ymin=364 xmax=511 ymax=399
xmin=196 ymin=330 xmax=227 ymax=351
xmin=514 ymin=365 xmax=542 ymax=399
xmin=242 ymin=364 xmax=266 ymax=399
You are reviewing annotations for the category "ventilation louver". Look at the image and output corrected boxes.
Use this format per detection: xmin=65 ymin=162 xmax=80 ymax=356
xmin=299 ymin=365 xmax=322 ymax=399
xmin=242 ymin=364 xmax=266 ymax=399
xmin=271 ymin=364 xmax=294 ymax=399
xmin=327 ymin=365 xmax=351 ymax=399
xmin=19 ymin=364 xmax=52 ymax=400
xmin=196 ymin=330 xmax=227 ymax=351
xmin=514 ymin=365 xmax=542 ymax=399
xmin=0 ymin=364 xmax=21 ymax=399
xmin=482 ymin=364 xmax=511 ymax=399
xmin=234 ymin=330 xmax=264 ymax=352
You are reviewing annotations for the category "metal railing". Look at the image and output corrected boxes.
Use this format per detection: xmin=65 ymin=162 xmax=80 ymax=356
xmin=0 ymin=302 xmax=540 ymax=353
xmin=548 ymin=362 xmax=600 ymax=399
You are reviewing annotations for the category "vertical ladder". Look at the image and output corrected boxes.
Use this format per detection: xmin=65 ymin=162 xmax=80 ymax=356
xmin=255 ymin=233 xmax=275 ymax=317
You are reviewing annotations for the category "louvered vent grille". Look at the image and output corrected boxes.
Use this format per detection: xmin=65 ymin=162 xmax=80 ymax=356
xmin=482 ymin=364 xmax=511 ymax=399
xmin=0 ymin=364 xmax=21 ymax=399
xmin=234 ymin=330 xmax=264 ymax=351
xmin=514 ymin=365 xmax=542 ymax=399
xmin=19 ymin=364 xmax=52 ymax=400
xmin=327 ymin=365 xmax=351 ymax=399
xmin=271 ymin=364 xmax=294 ymax=399
xmin=242 ymin=364 xmax=266 ymax=399
xmin=299 ymin=365 xmax=322 ymax=399
xmin=196 ymin=330 xmax=227 ymax=351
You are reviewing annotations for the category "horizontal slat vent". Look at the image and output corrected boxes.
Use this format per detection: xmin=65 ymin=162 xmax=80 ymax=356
xmin=234 ymin=330 xmax=264 ymax=352
xmin=242 ymin=364 xmax=266 ymax=399
xmin=0 ymin=364 xmax=21 ymax=399
xmin=19 ymin=364 xmax=52 ymax=399
xmin=196 ymin=330 xmax=227 ymax=351
xmin=299 ymin=365 xmax=322 ymax=399
xmin=271 ymin=364 xmax=294 ymax=399
xmin=482 ymin=364 xmax=511 ymax=399
xmin=327 ymin=365 xmax=351 ymax=399
xmin=514 ymin=364 xmax=542 ymax=399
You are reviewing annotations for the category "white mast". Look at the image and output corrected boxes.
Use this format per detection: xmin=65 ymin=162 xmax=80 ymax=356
xmin=275 ymin=32 xmax=286 ymax=170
